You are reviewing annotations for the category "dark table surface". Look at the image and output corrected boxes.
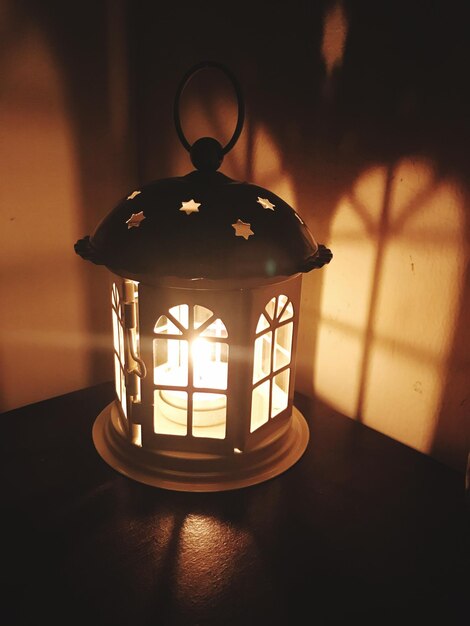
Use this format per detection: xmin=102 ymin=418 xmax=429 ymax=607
xmin=1 ymin=382 xmax=468 ymax=626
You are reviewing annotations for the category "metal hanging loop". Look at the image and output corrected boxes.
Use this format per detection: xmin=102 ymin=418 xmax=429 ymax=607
xmin=173 ymin=61 xmax=245 ymax=157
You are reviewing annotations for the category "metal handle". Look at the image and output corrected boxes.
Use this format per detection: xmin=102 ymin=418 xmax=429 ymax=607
xmin=173 ymin=61 xmax=245 ymax=154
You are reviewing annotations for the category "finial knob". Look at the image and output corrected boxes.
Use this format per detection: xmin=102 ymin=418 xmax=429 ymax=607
xmin=190 ymin=137 xmax=224 ymax=171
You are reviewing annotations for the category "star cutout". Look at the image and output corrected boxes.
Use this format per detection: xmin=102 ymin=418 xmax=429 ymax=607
xmin=232 ymin=219 xmax=254 ymax=240
xmin=126 ymin=211 xmax=145 ymax=229
xmin=127 ymin=190 xmax=141 ymax=200
xmin=179 ymin=199 xmax=201 ymax=215
xmin=257 ymin=197 xmax=275 ymax=210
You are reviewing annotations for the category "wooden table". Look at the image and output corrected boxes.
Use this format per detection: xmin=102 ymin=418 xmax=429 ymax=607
xmin=2 ymin=383 xmax=468 ymax=625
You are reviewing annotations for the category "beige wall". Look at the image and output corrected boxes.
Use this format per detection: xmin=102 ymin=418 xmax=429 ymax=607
xmin=0 ymin=5 xmax=87 ymax=410
xmin=0 ymin=0 xmax=132 ymax=411
xmin=1 ymin=1 xmax=468 ymax=473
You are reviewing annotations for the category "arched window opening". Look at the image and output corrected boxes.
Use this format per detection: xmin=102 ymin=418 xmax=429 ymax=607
xmin=153 ymin=305 xmax=228 ymax=439
xmin=251 ymin=295 xmax=294 ymax=432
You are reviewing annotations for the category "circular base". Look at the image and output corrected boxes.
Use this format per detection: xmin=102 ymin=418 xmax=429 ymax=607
xmin=92 ymin=402 xmax=309 ymax=492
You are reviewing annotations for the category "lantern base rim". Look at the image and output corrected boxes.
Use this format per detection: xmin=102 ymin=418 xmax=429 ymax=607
xmin=92 ymin=401 xmax=309 ymax=492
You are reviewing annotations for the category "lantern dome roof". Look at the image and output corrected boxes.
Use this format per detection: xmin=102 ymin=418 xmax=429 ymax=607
xmin=75 ymin=169 xmax=332 ymax=282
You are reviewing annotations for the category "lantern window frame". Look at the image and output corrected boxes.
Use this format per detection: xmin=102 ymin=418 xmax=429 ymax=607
xmin=251 ymin=294 xmax=294 ymax=433
xmin=152 ymin=304 xmax=229 ymax=440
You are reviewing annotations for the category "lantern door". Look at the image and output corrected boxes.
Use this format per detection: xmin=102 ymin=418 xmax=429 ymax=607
xmin=135 ymin=283 xmax=253 ymax=454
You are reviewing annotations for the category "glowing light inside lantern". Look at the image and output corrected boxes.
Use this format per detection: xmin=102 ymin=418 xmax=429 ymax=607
xmin=192 ymin=337 xmax=228 ymax=389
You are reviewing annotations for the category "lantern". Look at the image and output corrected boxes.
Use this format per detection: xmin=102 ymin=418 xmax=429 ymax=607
xmin=75 ymin=62 xmax=332 ymax=491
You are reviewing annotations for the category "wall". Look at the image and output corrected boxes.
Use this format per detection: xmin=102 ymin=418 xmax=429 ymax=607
xmin=129 ymin=0 xmax=469 ymax=472
xmin=1 ymin=0 xmax=468 ymax=472
xmin=0 ymin=0 xmax=133 ymax=411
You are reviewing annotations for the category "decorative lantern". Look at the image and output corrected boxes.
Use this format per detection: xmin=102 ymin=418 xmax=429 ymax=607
xmin=75 ymin=62 xmax=332 ymax=491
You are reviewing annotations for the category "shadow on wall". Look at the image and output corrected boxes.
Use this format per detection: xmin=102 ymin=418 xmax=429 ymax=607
xmin=25 ymin=0 xmax=139 ymax=384
xmin=0 ymin=0 xmax=136 ymax=411
xmin=295 ymin=0 xmax=469 ymax=472
xmin=0 ymin=1 xmax=97 ymax=410
xmin=313 ymin=158 xmax=467 ymax=472
xmin=129 ymin=0 xmax=469 ymax=471
xmin=312 ymin=0 xmax=470 ymax=473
